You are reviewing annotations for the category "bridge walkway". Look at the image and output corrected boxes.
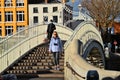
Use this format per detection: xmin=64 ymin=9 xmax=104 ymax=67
xmin=2 ymin=22 xmax=120 ymax=80
xmin=3 ymin=41 xmax=65 ymax=80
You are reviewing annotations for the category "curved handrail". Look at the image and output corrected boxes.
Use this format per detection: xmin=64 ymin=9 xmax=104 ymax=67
xmin=64 ymin=21 xmax=86 ymax=49
xmin=0 ymin=24 xmax=43 ymax=56
xmin=0 ymin=23 xmax=73 ymax=57
xmin=0 ymin=23 xmax=73 ymax=43
xmin=64 ymin=21 xmax=103 ymax=50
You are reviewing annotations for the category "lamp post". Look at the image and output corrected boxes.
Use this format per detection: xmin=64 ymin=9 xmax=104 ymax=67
xmin=78 ymin=4 xmax=82 ymax=19
xmin=78 ymin=4 xmax=86 ymax=21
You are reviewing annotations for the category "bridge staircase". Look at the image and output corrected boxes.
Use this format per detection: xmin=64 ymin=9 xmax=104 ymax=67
xmin=3 ymin=42 xmax=64 ymax=80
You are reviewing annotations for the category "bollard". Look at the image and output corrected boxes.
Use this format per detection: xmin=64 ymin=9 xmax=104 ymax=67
xmin=86 ymin=70 xmax=99 ymax=80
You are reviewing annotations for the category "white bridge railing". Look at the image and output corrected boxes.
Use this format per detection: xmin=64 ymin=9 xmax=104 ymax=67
xmin=64 ymin=21 xmax=103 ymax=50
xmin=0 ymin=23 xmax=73 ymax=73
xmin=64 ymin=21 xmax=120 ymax=80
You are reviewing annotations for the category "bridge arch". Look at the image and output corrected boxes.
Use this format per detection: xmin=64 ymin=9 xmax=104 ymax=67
xmin=83 ymin=39 xmax=105 ymax=68
xmin=64 ymin=21 xmax=105 ymax=68
xmin=65 ymin=21 xmax=103 ymax=50
xmin=65 ymin=39 xmax=120 ymax=80
xmin=64 ymin=21 xmax=120 ymax=79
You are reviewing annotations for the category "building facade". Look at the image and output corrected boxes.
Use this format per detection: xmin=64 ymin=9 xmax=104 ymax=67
xmin=0 ymin=0 xmax=28 ymax=37
xmin=28 ymin=0 xmax=73 ymax=26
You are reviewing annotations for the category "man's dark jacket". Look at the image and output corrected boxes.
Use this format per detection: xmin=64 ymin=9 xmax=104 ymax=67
xmin=47 ymin=23 xmax=56 ymax=33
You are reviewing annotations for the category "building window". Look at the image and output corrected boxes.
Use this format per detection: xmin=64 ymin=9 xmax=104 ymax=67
xmin=16 ymin=0 xmax=24 ymax=7
xmin=53 ymin=7 xmax=58 ymax=12
xmin=53 ymin=16 xmax=58 ymax=23
xmin=17 ymin=26 xmax=25 ymax=32
xmin=33 ymin=7 xmax=38 ymax=13
xmin=5 ymin=26 xmax=13 ymax=36
xmin=43 ymin=16 xmax=48 ymax=22
xmin=43 ymin=7 xmax=48 ymax=13
xmin=33 ymin=16 xmax=38 ymax=23
xmin=17 ymin=11 xmax=24 ymax=22
xmin=0 ymin=26 xmax=1 ymax=36
xmin=5 ymin=0 xmax=13 ymax=7
xmin=5 ymin=11 xmax=13 ymax=22
xmin=0 ymin=12 xmax=1 ymax=22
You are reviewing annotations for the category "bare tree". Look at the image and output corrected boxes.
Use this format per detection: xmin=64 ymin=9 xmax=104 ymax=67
xmin=81 ymin=0 xmax=120 ymax=29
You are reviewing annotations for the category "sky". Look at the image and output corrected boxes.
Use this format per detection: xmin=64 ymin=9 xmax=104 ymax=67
xmin=58 ymin=0 xmax=81 ymax=12
xmin=67 ymin=0 xmax=81 ymax=12
xmin=57 ymin=0 xmax=82 ymax=16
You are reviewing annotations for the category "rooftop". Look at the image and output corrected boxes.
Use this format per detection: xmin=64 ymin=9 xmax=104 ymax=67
xmin=28 ymin=0 xmax=61 ymax=4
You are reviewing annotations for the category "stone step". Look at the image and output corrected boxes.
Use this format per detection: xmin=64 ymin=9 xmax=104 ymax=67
xmin=20 ymin=57 xmax=64 ymax=62
xmin=12 ymin=63 xmax=64 ymax=70
xmin=3 ymin=42 xmax=65 ymax=80
xmin=16 ymin=61 xmax=64 ymax=67
xmin=28 ymin=53 xmax=51 ymax=57
xmin=27 ymin=55 xmax=53 ymax=59
xmin=26 ymin=54 xmax=64 ymax=59
xmin=12 ymin=66 xmax=45 ymax=70
xmin=27 ymin=53 xmax=52 ymax=57
xmin=29 ymin=77 xmax=64 ymax=80
xmin=17 ymin=72 xmax=64 ymax=80
xmin=18 ymin=77 xmax=64 ymax=80
xmin=33 ymin=49 xmax=48 ymax=52
xmin=7 ymin=69 xmax=52 ymax=74
xmin=7 ymin=68 xmax=64 ymax=74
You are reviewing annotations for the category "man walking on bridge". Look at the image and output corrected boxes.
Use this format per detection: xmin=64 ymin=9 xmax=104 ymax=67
xmin=47 ymin=19 xmax=56 ymax=41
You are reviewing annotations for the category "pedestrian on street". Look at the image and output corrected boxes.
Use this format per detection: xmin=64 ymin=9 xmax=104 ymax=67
xmin=47 ymin=19 xmax=56 ymax=41
xmin=48 ymin=31 xmax=63 ymax=70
